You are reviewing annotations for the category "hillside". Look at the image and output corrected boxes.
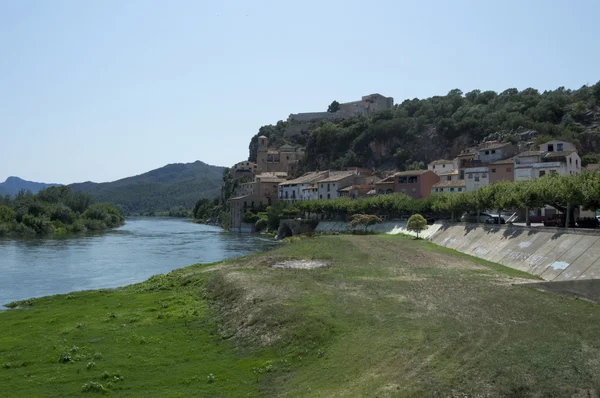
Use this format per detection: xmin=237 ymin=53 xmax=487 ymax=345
xmin=248 ymin=82 xmax=600 ymax=173
xmin=70 ymin=161 xmax=224 ymax=215
xmin=0 ymin=177 xmax=62 ymax=197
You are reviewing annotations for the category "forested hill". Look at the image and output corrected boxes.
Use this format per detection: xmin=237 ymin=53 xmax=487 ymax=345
xmin=248 ymin=82 xmax=600 ymax=173
xmin=0 ymin=177 xmax=62 ymax=196
xmin=69 ymin=161 xmax=224 ymax=215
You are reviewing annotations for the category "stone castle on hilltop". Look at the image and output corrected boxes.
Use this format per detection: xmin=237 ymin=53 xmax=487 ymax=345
xmin=288 ymin=93 xmax=394 ymax=123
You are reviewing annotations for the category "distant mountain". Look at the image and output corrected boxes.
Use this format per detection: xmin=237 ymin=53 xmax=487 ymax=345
xmin=0 ymin=176 xmax=62 ymax=197
xmin=69 ymin=161 xmax=224 ymax=214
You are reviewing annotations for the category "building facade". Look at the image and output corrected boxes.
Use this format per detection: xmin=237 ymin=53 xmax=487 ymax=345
xmin=464 ymin=167 xmax=490 ymax=191
xmin=431 ymin=180 xmax=466 ymax=193
xmin=489 ymin=158 xmax=515 ymax=183
xmin=375 ymin=170 xmax=440 ymax=199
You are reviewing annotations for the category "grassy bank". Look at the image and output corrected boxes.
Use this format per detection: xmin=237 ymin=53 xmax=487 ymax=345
xmin=2 ymin=235 xmax=600 ymax=396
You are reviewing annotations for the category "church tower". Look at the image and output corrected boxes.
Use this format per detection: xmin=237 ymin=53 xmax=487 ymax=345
xmin=257 ymin=135 xmax=268 ymax=172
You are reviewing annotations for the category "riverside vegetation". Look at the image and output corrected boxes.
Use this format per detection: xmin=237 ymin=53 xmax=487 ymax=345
xmin=0 ymin=186 xmax=124 ymax=236
xmin=1 ymin=234 xmax=599 ymax=396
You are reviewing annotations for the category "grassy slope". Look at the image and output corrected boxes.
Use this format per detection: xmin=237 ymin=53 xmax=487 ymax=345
xmin=2 ymin=235 xmax=600 ymax=397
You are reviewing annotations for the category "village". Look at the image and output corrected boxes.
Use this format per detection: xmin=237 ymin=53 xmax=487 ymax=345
xmin=227 ymin=114 xmax=598 ymax=232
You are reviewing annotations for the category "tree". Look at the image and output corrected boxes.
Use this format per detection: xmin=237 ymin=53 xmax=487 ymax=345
xmin=327 ymin=100 xmax=340 ymax=113
xmin=582 ymin=154 xmax=599 ymax=167
xmin=406 ymin=161 xmax=425 ymax=170
xmin=407 ymin=214 xmax=428 ymax=238
xmin=348 ymin=214 xmax=382 ymax=233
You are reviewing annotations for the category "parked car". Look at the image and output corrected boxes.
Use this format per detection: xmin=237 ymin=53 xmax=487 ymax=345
xmin=461 ymin=212 xmax=492 ymax=223
xmin=485 ymin=215 xmax=505 ymax=224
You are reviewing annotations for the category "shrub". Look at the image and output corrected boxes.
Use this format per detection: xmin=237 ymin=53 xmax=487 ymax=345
xmin=243 ymin=212 xmax=260 ymax=224
xmin=255 ymin=217 xmax=268 ymax=232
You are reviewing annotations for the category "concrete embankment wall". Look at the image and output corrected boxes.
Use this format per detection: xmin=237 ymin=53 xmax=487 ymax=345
xmin=429 ymin=224 xmax=600 ymax=281
xmin=315 ymin=221 xmax=600 ymax=281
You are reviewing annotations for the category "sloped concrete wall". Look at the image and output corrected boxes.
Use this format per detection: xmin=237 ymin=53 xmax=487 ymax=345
xmin=428 ymin=224 xmax=600 ymax=281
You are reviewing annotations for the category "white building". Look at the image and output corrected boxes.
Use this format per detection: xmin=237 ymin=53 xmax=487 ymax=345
xmin=539 ymin=139 xmax=577 ymax=153
xmin=431 ymin=180 xmax=466 ymax=194
xmin=279 ymin=171 xmax=328 ymax=202
xmin=436 ymin=169 xmax=460 ymax=182
xmin=464 ymin=167 xmax=490 ymax=191
xmin=317 ymin=172 xmax=357 ymax=200
xmin=514 ymin=148 xmax=581 ymax=181
xmin=477 ymin=142 xmax=518 ymax=164
xmin=428 ymin=159 xmax=458 ymax=175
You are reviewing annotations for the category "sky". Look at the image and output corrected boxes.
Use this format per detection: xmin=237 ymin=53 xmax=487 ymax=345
xmin=1 ymin=0 xmax=598 ymax=184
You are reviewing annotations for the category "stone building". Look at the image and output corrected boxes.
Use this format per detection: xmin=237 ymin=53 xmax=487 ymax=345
xmin=256 ymin=136 xmax=305 ymax=175
xmin=375 ymin=170 xmax=440 ymax=199
xmin=288 ymin=93 xmax=394 ymax=123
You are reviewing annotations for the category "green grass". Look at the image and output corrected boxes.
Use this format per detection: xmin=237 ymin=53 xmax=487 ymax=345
xmin=2 ymin=234 xmax=600 ymax=396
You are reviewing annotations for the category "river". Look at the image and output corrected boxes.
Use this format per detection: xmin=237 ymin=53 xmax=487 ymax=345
xmin=0 ymin=217 xmax=277 ymax=307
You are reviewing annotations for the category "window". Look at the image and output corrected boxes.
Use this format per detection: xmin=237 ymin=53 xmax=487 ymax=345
xmin=442 ymin=164 xmax=445 ymax=168
xmin=576 ymin=159 xmax=579 ymax=167
xmin=450 ymin=188 xmax=455 ymax=192
xmin=507 ymin=167 xmax=512 ymax=172
xmin=548 ymin=144 xmax=554 ymax=152
xmin=491 ymin=168 xmax=496 ymax=173
xmin=327 ymin=183 xmax=330 ymax=191
xmin=408 ymin=176 xmax=418 ymax=183
xmin=491 ymin=150 xmax=496 ymax=154
xmin=458 ymin=188 xmax=462 ymax=192
xmin=557 ymin=143 xmax=563 ymax=151
xmin=319 ymin=194 xmax=323 ymax=199
xmin=327 ymin=193 xmax=330 ymax=199
xmin=398 ymin=177 xmax=408 ymax=183
xmin=485 ymin=150 xmax=489 ymax=155
xmin=435 ymin=188 xmax=439 ymax=192
xmin=468 ymin=173 xmax=473 ymax=179
xmin=447 ymin=176 xmax=451 ymax=181
xmin=482 ymin=173 xmax=487 ymax=178
xmin=570 ymin=158 xmax=572 ymax=164
xmin=539 ymin=170 xmax=546 ymax=177
xmin=321 ymin=184 xmax=323 ymax=188
xmin=475 ymin=176 xmax=480 ymax=182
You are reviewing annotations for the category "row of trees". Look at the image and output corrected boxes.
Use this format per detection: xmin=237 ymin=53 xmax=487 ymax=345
xmin=0 ymin=187 xmax=124 ymax=236
xmin=288 ymin=171 xmax=600 ymax=227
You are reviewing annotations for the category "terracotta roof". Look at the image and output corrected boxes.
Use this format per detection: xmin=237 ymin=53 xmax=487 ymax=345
xmin=428 ymin=159 xmax=453 ymax=166
xmin=436 ymin=169 xmax=459 ymax=176
xmin=543 ymin=150 xmax=576 ymax=159
xmin=455 ymin=152 xmax=477 ymax=158
xmin=516 ymin=151 xmax=543 ymax=157
xmin=257 ymin=177 xmax=286 ymax=183
xmin=280 ymin=171 xmax=328 ymax=186
xmin=478 ymin=142 xmax=511 ymax=151
xmin=393 ymin=170 xmax=431 ymax=176
xmin=432 ymin=180 xmax=466 ymax=188
xmin=319 ymin=172 xmax=356 ymax=182
xmin=492 ymin=158 xmax=515 ymax=165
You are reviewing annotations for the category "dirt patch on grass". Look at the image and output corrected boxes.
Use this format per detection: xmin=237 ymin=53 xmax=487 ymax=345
xmin=271 ymin=260 xmax=328 ymax=269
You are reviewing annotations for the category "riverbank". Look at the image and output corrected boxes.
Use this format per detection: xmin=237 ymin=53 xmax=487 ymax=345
xmin=2 ymin=234 xmax=600 ymax=396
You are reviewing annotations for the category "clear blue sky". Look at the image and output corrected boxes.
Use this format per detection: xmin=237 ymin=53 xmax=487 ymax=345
xmin=1 ymin=0 xmax=598 ymax=184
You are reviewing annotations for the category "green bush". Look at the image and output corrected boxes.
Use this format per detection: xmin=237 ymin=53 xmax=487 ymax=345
xmin=243 ymin=212 xmax=260 ymax=224
xmin=255 ymin=217 xmax=268 ymax=232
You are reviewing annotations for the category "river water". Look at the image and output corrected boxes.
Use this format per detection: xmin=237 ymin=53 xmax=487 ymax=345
xmin=0 ymin=218 xmax=277 ymax=307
